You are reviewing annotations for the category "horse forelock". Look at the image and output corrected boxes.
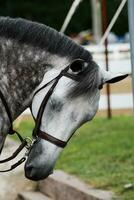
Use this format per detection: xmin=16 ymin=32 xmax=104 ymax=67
xmin=69 ymin=60 xmax=99 ymax=98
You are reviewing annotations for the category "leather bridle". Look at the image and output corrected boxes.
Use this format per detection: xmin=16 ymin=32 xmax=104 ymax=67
xmin=0 ymin=62 xmax=78 ymax=172
xmin=32 ymin=64 xmax=78 ymax=148
xmin=0 ymin=89 xmax=32 ymax=172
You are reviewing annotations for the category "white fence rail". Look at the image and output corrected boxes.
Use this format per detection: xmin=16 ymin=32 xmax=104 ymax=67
xmin=84 ymin=43 xmax=130 ymax=60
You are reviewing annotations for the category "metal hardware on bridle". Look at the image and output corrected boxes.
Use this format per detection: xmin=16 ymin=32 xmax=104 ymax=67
xmin=0 ymin=61 xmax=79 ymax=172
xmin=0 ymin=135 xmax=33 ymax=172
xmin=0 ymin=89 xmax=33 ymax=172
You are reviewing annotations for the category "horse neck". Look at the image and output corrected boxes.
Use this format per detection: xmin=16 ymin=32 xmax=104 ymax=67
xmin=0 ymin=37 xmax=70 ymax=120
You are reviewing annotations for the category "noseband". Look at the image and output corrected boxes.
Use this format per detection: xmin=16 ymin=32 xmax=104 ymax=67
xmin=0 ymin=63 xmax=78 ymax=172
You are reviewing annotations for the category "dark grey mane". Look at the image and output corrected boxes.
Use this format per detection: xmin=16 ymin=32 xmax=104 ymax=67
xmin=0 ymin=16 xmax=99 ymax=97
xmin=0 ymin=17 xmax=92 ymax=62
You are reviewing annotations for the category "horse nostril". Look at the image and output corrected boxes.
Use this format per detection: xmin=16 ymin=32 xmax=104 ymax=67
xmin=27 ymin=166 xmax=33 ymax=172
xmin=25 ymin=165 xmax=34 ymax=178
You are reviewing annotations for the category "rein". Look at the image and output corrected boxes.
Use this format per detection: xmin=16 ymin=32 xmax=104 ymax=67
xmin=0 ymin=63 xmax=78 ymax=172
xmin=0 ymin=89 xmax=33 ymax=172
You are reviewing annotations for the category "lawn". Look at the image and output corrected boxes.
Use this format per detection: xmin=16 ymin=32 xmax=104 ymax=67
xmin=13 ymin=115 xmax=134 ymax=200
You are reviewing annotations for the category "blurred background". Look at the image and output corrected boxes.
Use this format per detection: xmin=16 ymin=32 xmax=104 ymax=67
xmin=0 ymin=0 xmax=128 ymax=36
xmin=0 ymin=1 xmax=134 ymax=200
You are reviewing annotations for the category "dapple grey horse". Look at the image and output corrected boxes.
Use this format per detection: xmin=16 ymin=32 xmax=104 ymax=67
xmin=0 ymin=17 xmax=128 ymax=180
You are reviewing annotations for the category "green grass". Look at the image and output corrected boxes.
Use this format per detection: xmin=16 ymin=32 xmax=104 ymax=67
xmin=14 ymin=116 xmax=134 ymax=200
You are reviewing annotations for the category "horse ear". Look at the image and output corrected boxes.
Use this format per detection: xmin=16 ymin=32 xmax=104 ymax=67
xmin=69 ymin=59 xmax=88 ymax=74
xmin=105 ymin=73 xmax=128 ymax=83
xmin=100 ymin=68 xmax=128 ymax=84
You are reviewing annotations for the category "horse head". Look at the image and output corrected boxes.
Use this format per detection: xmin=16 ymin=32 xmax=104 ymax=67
xmin=25 ymin=59 xmax=128 ymax=180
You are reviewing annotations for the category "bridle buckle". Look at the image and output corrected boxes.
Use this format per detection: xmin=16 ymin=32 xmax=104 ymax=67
xmin=25 ymin=137 xmax=33 ymax=149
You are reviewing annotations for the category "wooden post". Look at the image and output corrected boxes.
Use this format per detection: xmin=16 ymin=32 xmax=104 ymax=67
xmin=128 ymin=0 xmax=134 ymax=112
xmin=101 ymin=0 xmax=112 ymax=119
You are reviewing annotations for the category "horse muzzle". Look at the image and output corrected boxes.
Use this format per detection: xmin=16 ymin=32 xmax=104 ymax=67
xmin=24 ymin=163 xmax=53 ymax=181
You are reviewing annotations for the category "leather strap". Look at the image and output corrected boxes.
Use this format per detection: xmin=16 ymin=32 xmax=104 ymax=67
xmin=32 ymin=66 xmax=70 ymax=138
xmin=38 ymin=130 xmax=67 ymax=148
xmin=32 ymin=65 xmax=78 ymax=147
xmin=0 ymin=157 xmax=26 ymax=172
xmin=0 ymin=88 xmax=32 ymax=172
xmin=0 ymin=140 xmax=27 ymax=163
